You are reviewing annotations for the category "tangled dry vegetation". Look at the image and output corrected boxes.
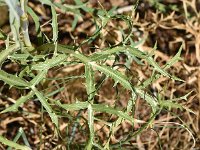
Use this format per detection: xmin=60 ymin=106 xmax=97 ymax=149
xmin=0 ymin=0 xmax=200 ymax=149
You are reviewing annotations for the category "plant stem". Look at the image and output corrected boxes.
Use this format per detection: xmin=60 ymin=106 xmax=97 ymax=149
xmin=20 ymin=0 xmax=33 ymax=49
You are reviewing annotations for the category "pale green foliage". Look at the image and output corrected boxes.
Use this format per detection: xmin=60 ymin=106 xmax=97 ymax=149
xmin=85 ymin=64 xmax=96 ymax=101
xmin=0 ymin=0 xmax=189 ymax=149
xmin=0 ymin=70 xmax=29 ymax=87
xmin=7 ymin=127 xmax=31 ymax=150
xmin=0 ymin=135 xmax=31 ymax=150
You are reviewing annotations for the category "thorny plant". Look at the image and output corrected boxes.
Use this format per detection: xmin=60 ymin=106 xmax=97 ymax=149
xmin=0 ymin=0 xmax=195 ymax=149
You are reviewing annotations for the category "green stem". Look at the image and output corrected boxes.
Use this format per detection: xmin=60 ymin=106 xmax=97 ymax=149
xmin=20 ymin=0 xmax=33 ymax=48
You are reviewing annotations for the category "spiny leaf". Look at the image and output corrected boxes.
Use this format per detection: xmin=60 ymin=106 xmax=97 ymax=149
xmin=85 ymin=64 xmax=96 ymax=100
xmin=51 ymin=5 xmax=58 ymax=43
xmin=160 ymin=100 xmax=183 ymax=110
xmin=36 ymin=43 xmax=89 ymax=63
xmin=27 ymin=6 xmax=40 ymax=33
xmin=138 ymin=45 xmax=184 ymax=89
xmin=136 ymin=89 xmax=158 ymax=113
xmin=54 ymin=2 xmax=83 ymax=17
xmin=0 ymin=44 xmax=19 ymax=66
xmin=86 ymin=104 xmax=94 ymax=149
xmin=7 ymin=127 xmax=31 ymax=150
xmin=161 ymin=91 xmax=193 ymax=103
xmin=146 ymin=57 xmax=171 ymax=78
xmin=71 ymin=14 xmax=79 ymax=31
xmin=164 ymin=45 xmax=183 ymax=70
xmin=31 ymin=86 xmax=58 ymax=127
xmin=90 ymin=63 xmax=132 ymax=90
xmin=89 ymin=53 xmax=109 ymax=61
xmin=127 ymin=46 xmax=171 ymax=77
xmin=56 ymin=101 xmax=143 ymax=124
xmin=0 ymin=135 xmax=31 ymax=150
xmin=39 ymin=0 xmax=53 ymax=6
xmin=1 ymin=91 xmax=34 ymax=113
xmin=9 ymin=53 xmax=30 ymax=61
xmin=30 ymin=70 xmax=47 ymax=87
xmin=0 ymin=70 xmax=29 ymax=87
xmin=55 ymin=101 xmax=88 ymax=110
xmin=91 ymin=46 xmax=174 ymax=79
xmin=92 ymin=104 xmax=139 ymax=123
xmin=31 ymin=54 xmax=66 ymax=70
xmin=74 ymin=0 xmax=94 ymax=13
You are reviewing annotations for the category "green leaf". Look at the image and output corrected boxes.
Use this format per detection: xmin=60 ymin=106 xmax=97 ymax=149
xmin=74 ymin=0 xmax=94 ymax=13
xmin=51 ymin=5 xmax=58 ymax=43
xmin=0 ymin=44 xmax=19 ymax=66
xmin=91 ymin=63 xmax=132 ymax=90
xmin=98 ymin=14 xmax=109 ymax=27
xmin=31 ymin=54 xmax=66 ymax=70
xmin=86 ymin=104 xmax=94 ymax=150
xmin=89 ymin=53 xmax=107 ymax=62
xmin=31 ymin=86 xmax=58 ymax=127
xmin=36 ymin=43 xmax=89 ymax=63
xmin=30 ymin=70 xmax=47 ymax=87
xmin=27 ymin=6 xmax=40 ymax=33
xmin=7 ymin=127 xmax=31 ymax=150
xmin=71 ymin=14 xmax=79 ymax=31
xmin=56 ymin=101 xmax=142 ymax=124
xmin=164 ymin=45 xmax=183 ymax=70
xmin=0 ymin=70 xmax=29 ymax=87
xmin=136 ymin=89 xmax=158 ymax=113
xmin=0 ymin=135 xmax=31 ymax=150
xmin=54 ymin=2 xmax=82 ymax=15
xmin=39 ymin=0 xmax=53 ymax=6
xmin=146 ymin=57 xmax=171 ymax=78
xmin=0 ymin=29 xmax=7 ymax=40
xmin=85 ymin=64 xmax=96 ymax=100
xmin=91 ymin=46 xmax=174 ymax=79
xmin=9 ymin=53 xmax=30 ymax=61
xmin=55 ymin=101 xmax=88 ymax=111
xmin=160 ymin=91 xmax=194 ymax=113
xmin=1 ymin=91 xmax=34 ymax=113
xmin=161 ymin=100 xmax=183 ymax=110
xmin=92 ymin=104 xmax=135 ymax=123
